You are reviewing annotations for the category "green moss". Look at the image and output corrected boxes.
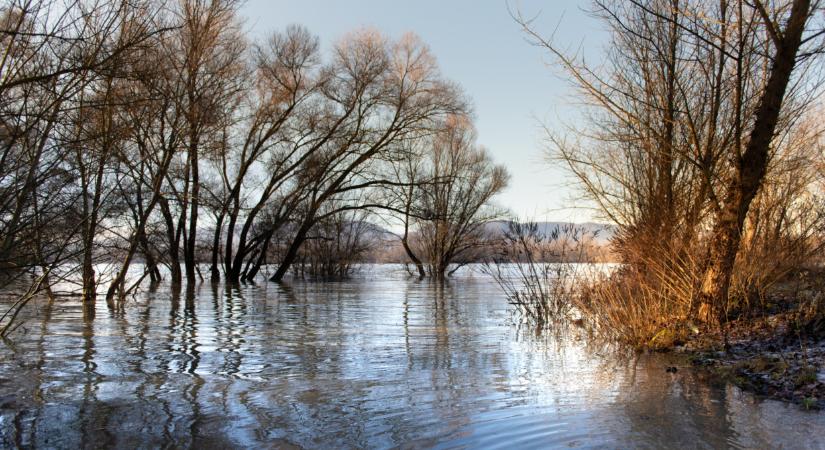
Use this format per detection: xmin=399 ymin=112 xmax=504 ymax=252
xmin=801 ymin=397 xmax=817 ymax=410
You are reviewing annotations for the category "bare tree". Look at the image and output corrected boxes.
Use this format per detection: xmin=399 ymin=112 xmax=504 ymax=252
xmin=208 ymin=25 xmax=322 ymax=283
xmin=412 ymin=115 xmax=509 ymax=279
xmin=0 ymin=1 xmax=490 ymax=337
xmin=265 ymin=31 xmax=465 ymax=282
xmin=697 ymin=0 xmax=823 ymax=322
xmin=0 ymin=0 xmax=169 ymax=324
xmin=174 ymin=0 xmax=245 ymax=283
xmin=517 ymin=0 xmax=825 ymax=325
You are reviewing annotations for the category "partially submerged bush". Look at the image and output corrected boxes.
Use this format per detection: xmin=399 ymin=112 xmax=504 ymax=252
xmin=481 ymin=221 xmax=602 ymax=327
xmin=578 ymin=269 xmax=692 ymax=349
xmin=484 ymin=220 xmax=702 ymax=348
xmin=485 ymin=216 xmax=825 ymax=350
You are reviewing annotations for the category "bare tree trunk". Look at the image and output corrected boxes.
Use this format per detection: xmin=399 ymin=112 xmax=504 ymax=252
xmin=401 ymin=223 xmax=425 ymax=279
xmin=433 ymin=257 xmax=449 ymax=282
xmin=210 ymin=212 xmax=225 ymax=282
xmin=224 ymin=204 xmax=241 ymax=282
xmin=138 ymin=230 xmax=162 ymax=283
xmin=243 ymin=229 xmax=273 ymax=281
xmin=659 ymin=0 xmax=678 ymax=233
xmin=402 ymin=238 xmax=426 ymax=280
xmin=401 ymin=181 xmax=426 ymax=279
xmin=185 ymin=136 xmax=200 ymax=283
xmin=270 ymin=221 xmax=312 ymax=282
xmin=698 ymin=0 xmax=812 ymax=323
xmin=80 ymin=125 xmax=110 ymax=307
xmin=159 ymin=197 xmax=183 ymax=285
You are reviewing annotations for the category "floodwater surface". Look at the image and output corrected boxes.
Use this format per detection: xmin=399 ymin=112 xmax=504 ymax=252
xmin=1 ymin=266 xmax=824 ymax=449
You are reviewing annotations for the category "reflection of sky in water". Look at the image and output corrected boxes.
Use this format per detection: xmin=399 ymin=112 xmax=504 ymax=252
xmin=1 ymin=265 xmax=824 ymax=448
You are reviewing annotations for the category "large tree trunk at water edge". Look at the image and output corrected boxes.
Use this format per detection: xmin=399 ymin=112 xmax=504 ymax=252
xmin=697 ymin=0 xmax=812 ymax=324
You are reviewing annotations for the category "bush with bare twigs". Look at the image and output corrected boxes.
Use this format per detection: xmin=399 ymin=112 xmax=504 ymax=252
xmin=481 ymin=222 xmax=603 ymax=327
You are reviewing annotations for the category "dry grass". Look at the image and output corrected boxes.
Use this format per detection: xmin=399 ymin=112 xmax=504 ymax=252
xmin=575 ymin=247 xmax=698 ymax=349
xmin=485 ymin=210 xmax=822 ymax=350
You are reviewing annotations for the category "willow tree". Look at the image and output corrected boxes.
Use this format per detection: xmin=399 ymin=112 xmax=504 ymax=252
xmin=697 ymin=0 xmax=823 ymax=322
xmin=207 ymin=25 xmax=323 ymax=283
xmin=389 ymin=115 xmax=509 ymax=279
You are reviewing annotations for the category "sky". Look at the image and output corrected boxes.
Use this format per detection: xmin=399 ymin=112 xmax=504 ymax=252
xmin=240 ymin=0 xmax=608 ymax=223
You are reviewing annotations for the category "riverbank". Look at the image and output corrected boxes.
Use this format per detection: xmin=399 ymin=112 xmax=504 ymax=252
xmin=676 ymin=280 xmax=825 ymax=410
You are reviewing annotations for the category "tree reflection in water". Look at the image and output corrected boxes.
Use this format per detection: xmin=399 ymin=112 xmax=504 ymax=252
xmin=1 ymin=266 xmax=823 ymax=448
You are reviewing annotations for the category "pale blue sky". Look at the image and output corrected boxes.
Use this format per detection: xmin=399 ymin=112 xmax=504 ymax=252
xmin=240 ymin=0 xmax=607 ymax=222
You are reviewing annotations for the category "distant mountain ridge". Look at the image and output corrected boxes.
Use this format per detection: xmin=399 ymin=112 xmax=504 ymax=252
xmin=360 ymin=220 xmax=615 ymax=262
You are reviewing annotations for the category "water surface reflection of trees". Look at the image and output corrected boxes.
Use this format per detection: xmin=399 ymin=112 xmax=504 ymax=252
xmin=2 ymin=276 xmax=825 ymax=447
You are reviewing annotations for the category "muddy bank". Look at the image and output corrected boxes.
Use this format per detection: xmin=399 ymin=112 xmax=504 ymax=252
xmin=679 ymin=309 xmax=825 ymax=410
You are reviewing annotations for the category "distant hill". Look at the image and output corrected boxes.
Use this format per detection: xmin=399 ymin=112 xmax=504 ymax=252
xmin=363 ymin=220 xmax=616 ymax=263
xmin=482 ymin=221 xmax=616 ymax=244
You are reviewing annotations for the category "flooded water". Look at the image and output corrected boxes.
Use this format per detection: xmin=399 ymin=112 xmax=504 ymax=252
xmin=1 ymin=266 xmax=823 ymax=449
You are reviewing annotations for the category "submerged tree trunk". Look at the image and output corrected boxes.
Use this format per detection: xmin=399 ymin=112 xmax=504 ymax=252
xmin=185 ymin=141 xmax=199 ymax=283
xmin=159 ymin=197 xmax=183 ymax=286
xmin=138 ymin=230 xmax=162 ymax=284
xmin=243 ymin=229 xmax=274 ymax=281
xmin=698 ymin=0 xmax=812 ymax=324
xmin=401 ymin=207 xmax=425 ymax=279
xmin=431 ymin=258 xmax=449 ymax=282
xmin=402 ymin=237 xmax=426 ymax=280
xmin=210 ymin=212 xmax=225 ymax=282
xmin=270 ymin=222 xmax=312 ymax=282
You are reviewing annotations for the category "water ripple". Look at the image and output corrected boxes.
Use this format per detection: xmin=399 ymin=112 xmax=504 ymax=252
xmin=1 ymin=267 xmax=824 ymax=449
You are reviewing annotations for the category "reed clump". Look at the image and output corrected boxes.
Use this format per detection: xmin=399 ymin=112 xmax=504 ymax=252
xmin=575 ymin=226 xmax=821 ymax=349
